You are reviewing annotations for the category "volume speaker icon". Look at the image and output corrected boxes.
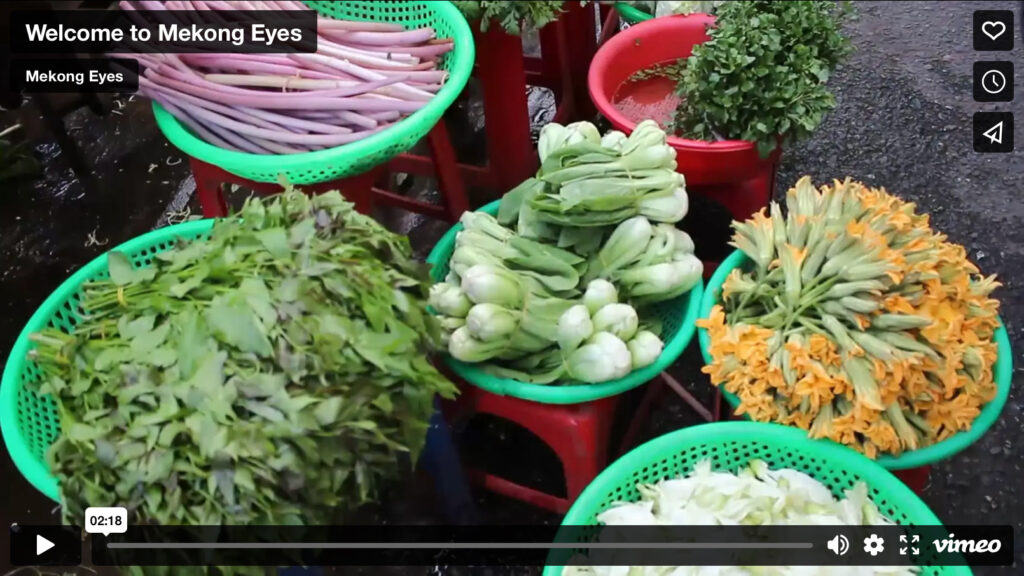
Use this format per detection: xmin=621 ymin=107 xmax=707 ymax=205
xmin=827 ymin=534 xmax=850 ymax=556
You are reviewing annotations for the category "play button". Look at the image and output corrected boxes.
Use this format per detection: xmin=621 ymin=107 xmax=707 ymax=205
xmin=9 ymin=524 xmax=81 ymax=566
xmin=36 ymin=534 xmax=55 ymax=555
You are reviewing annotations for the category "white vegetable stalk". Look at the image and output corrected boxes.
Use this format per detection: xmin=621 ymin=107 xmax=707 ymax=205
xmin=465 ymin=303 xmax=520 ymax=342
xmin=437 ymin=316 xmax=467 ymax=331
xmin=564 ymin=121 xmax=602 ymax=146
xmin=428 ymin=283 xmax=472 ymax=317
xmin=568 ymin=332 xmax=632 ymax=383
xmin=619 ymin=255 xmax=703 ymax=300
xmin=672 ymin=228 xmax=696 ymax=257
xmin=448 ymin=326 xmax=508 ymax=363
xmin=638 ymin=186 xmax=689 ymax=223
xmin=450 ymin=245 xmax=502 ymax=277
xmin=591 ymin=303 xmax=640 ymax=342
xmin=586 ymin=216 xmax=653 ymax=281
xmin=627 ymin=330 xmax=663 ymax=369
xmin=461 ymin=264 xmax=524 ymax=307
xmin=583 ymin=279 xmax=619 ymax=315
xmin=622 ymin=119 xmax=668 ymax=156
xmin=600 ymin=130 xmax=629 ymax=152
xmin=557 ymin=304 xmax=594 ymax=352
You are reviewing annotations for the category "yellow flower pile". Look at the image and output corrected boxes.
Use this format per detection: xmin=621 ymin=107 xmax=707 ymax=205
xmin=698 ymin=176 xmax=1002 ymax=458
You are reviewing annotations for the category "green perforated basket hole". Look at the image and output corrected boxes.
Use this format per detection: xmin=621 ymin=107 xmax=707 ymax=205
xmin=152 ymin=1 xmax=475 ymax=184
xmin=542 ymin=422 xmax=969 ymax=576
xmin=697 ymin=249 xmax=1014 ymax=470
xmin=426 ymin=201 xmax=704 ymax=405
xmin=1 ymin=220 xmax=216 ymax=502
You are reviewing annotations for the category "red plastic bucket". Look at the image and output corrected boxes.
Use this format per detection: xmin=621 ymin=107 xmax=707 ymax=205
xmin=588 ymin=14 xmax=779 ymax=186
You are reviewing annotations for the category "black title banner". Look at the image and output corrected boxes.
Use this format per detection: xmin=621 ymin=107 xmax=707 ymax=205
xmin=11 ymin=10 xmax=318 ymax=54
xmin=89 ymin=525 xmax=1014 ymax=567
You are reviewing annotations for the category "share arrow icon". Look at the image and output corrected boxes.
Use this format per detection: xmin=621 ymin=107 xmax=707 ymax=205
xmin=983 ymin=121 xmax=1004 ymax=144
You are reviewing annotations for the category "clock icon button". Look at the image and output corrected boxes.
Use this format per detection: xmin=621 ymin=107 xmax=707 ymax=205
xmin=974 ymin=61 xmax=1014 ymax=102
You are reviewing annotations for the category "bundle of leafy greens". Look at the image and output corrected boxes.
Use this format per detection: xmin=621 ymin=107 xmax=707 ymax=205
xmin=453 ymin=1 xmax=567 ymax=33
xmin=673 ymin=0 xmax=851 ymax=156
xmin=29 ymin=189 xmax=457 ymax=535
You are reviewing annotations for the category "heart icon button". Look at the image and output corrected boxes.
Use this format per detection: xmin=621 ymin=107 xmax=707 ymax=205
xmin=982 ymin=20 xmax=1007 ymax=41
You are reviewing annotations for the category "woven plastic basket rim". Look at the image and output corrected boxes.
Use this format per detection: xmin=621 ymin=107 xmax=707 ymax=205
xmin=0 ymin=219 xmax=217 ymax=503
xmin=697 ymin=249 xmax=1014 ymax=470
xmin=543 ymin=421 xmax=969 ymax=576
xmin=614 ymin=1 xmax=654 ymax=24
xmin=152 ymin=0 xmax=475 ymax=182
xmin=426 ymin=200 xmax=704 ymax=405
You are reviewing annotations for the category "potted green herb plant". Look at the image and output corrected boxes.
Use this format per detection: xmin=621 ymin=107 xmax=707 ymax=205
xmin=591 ymin=1 xmax=850 ymax=186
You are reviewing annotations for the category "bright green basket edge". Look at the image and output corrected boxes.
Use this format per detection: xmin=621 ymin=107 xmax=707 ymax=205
xmin=0 ymin=219 xmax=217 ymax=503
xmin=426 ymin=200 xmax=704 ymax=405
xmin=696 ymin=249 xmax=1014 ymax=470
xmin=542 ymin=421 xmax=970 ymax=576
xmin=614 ymin=2 xmax=654 ymax=24
xmin=151 ymin=0 xmax=476 ymax=184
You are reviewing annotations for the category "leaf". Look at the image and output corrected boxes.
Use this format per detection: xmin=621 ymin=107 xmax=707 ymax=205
xmin=256 ymin=227 xmax=291 ymax=259
xmin=313 ymin=397 xmax=343 ymax=426
xmin=169 ymin=265 xmax=209 ymax=298
xmin=67 ymin=422 xmax=107 ymax=442
xmin=288 ymin=218 xmax=317 ymax=247
xmin=243 ymin=400 xmax=285 ymax=422
xmin=120 ymin=314 xmax=156 ymax=340
xmin=130 ymin=322 xmax=171 ymax=354
xmin=206 ymin=295 xmax=273 ymax=357
xmin=95 ymin=438 xmax=117 ymax=466
xmin=107 ymin=251 xmax=136 ymax=286
xmin=175 ymin=307 xmax=210 ymax=379
xmin=372 ymin=394 xmax=393 ymax=414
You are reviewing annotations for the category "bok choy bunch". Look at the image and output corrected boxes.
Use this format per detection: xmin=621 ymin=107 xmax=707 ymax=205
xmin=586 ymin=216 xmax=703 ymax=304
xmin=498 ymin=120 xmax=689 ymax=254
xmin=431 ymin=271 xmax=666 ymax=384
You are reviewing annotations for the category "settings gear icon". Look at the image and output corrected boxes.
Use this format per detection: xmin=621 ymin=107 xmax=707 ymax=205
xmin=863 ymin=534 xmax=885 ymax=556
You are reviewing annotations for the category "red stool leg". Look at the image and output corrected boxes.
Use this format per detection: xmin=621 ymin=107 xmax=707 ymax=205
xmin=559 ymin=1 xmax=598 ymax=118
xmin=598 ymin=6 xmax=621 ymax=47
xmin=892 ymin=465 xmax=931 ymax=495
xmin=190 ymin=157 xmax=229 ymax=218
xmin=427 ymin=122 xmax=470 ymax=222
xmin=549 ymin=397 xmax=616 ymax=501
xmin=475 ymin=25 xmax=536 ymax=191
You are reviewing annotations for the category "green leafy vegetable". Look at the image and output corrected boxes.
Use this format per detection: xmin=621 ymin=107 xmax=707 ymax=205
xmin=30 ymin=189 xmax=457 ymax=537
xmin=674 ymin=0 xmax=851 ymax=156
xmin=453 ymin=1 xmax=567 ymax=34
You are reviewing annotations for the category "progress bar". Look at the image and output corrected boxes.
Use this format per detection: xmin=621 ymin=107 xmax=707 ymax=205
xmin=108 ymin=542 xmax=814 ymax=550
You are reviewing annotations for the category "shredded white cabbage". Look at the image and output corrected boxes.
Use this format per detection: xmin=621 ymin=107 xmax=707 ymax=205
xmin=562 ymin=460 xmax=917 ymax=576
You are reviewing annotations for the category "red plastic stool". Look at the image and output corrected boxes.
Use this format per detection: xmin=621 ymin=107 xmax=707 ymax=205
xmin=391 ymin=2 xmax=598 ymax=194
xmin=192 ymin=122 xmax=469 ymax=223
xmin=891 ymin=466 xmax=931 ymax=496
xmin=442 ymin=375 xmax=662 ymax=514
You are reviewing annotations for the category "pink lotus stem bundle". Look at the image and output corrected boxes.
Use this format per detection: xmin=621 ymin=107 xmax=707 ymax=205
xmin=118 ymin=0 xmax=452 ymax=154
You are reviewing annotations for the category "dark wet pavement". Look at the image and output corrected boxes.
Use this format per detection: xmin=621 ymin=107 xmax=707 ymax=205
xmin=2 ymin=2 xmax=1023 ymax=574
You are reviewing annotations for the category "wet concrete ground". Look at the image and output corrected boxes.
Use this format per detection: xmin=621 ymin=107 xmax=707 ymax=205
xmin=2 ymin=1 xmax=1022 ymax=574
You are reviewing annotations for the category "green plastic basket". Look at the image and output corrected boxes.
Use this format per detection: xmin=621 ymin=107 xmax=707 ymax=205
xmin=425 ymin=200 xmax=704 ymax=405
xmin=614 ymin=2 xmax=654 ymax=24
xmin=0 ymin=220 xmax=217 ymax=502
xmin=152 ymin=1 xmax=475 ymax=185
xmin=697 ymin=249 xmax=1014 ymax=470
xmin=543 ymin=422 xmax=969 ymax=576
